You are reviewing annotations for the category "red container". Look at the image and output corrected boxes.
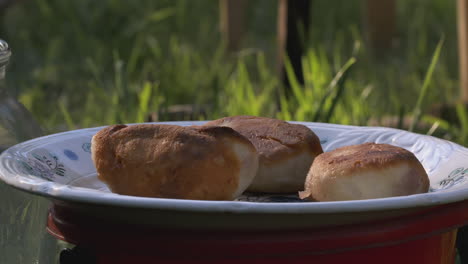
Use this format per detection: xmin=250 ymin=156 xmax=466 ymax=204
xmin=47 ymin=199 xmax=468 ymax=264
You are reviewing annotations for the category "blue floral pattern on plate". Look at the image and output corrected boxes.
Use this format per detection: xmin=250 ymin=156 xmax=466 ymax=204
xmin=436 ymin=167 xmax=468 ymax=190
xmin=1 ymin=121 xmax=468 ymax=226
xmin=19 ymin=148 xmax=66 ymax=181
xmin=64 ymin=149 xmax=79 ymax=161
xmin=82 ymin=142 xmax=91 ymax=153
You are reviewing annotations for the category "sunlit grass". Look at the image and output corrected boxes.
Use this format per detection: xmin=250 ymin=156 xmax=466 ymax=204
xmin=0 ymin=0 xmax=466 ymax=263
xmin=409 ymin=36 xmax=444 ymax=132
xmin=1 ymin=0 xmax=461 ymax=141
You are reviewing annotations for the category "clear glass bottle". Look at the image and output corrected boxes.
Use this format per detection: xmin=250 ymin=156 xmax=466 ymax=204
xmin=0 ymin=39 xmax=44 ymax=149
xmin=0 ymin=39 xmax=61 ymax=263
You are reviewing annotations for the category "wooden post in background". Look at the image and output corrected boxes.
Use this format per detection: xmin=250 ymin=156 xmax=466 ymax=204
xmin=277 ymin=0 xmax=311 ymax=92
xmin=219 ymin=0 xmax=247 ymax=52
xmin=276 ymin=0 xmax=288 ymax=82
xmin=458 ymin=0 xmax=468 ymax=102
xmin=365 ymin=0 xmax=396 ymax=53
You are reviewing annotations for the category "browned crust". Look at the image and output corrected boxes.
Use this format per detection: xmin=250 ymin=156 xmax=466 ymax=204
xmin=313 ymin=143 xmax=423 ymax=175
xmin=92 ymin=124 xmax=255 ymax=200
xmin=300 ymin=143 xmax=430 ymax=201
xmin=204 ymin=116 xmax=323 ymax=164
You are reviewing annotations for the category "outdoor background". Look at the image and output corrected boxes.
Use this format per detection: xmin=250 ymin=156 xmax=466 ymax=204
xmin=2 ymin=0 xmax=465 ymax=142
xmin=0 ymin=0 xmax=466 ymax=263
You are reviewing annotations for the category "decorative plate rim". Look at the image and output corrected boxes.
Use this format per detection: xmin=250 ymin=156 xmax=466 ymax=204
xmin=1 ymin=121 xmax=468 ymax=214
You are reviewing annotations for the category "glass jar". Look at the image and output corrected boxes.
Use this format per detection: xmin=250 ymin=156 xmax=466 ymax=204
xmin=0 ymin=39 xmax=43 ymax=150
xmin=0 ymin=39 xmax=61 ymax=263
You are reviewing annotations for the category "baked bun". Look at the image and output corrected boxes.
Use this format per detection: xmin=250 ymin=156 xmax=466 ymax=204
xmin=299 ymin=143 xmax=430 ymax=201
xmin=91 ymin=124 xmax=259 ymax=200
xmin=204 ymin=116 xmax=323 ymax=193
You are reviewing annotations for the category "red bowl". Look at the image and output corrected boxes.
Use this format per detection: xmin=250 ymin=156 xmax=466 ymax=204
xmin=2 ymin=122 xmax=468 ymax=263
xmin=47 ymin=199 xmax=468 ymax=264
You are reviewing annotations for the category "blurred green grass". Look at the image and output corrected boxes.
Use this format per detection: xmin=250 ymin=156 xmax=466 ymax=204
xmin=0 ymin=0 xmax=465 ymax=263
xmin=0 ymin=0 xmax=462 ymax=143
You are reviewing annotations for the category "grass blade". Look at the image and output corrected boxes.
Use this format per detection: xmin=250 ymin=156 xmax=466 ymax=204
xmin=456 ymin=103 xmax=468 ymax=145
xmin=284 ymin=55 xmax=305 ymax=105
xmin=426 ymin=121 xmax=439 ymax=136
xmin=136 ymin=82 xmax=154 ymax=123
xmin=397 ymin=105 xmax=405 ymax=129
xmin=324 ymin=57 xmax=355 ymax=122
xmin=313 ymin=56 xmax=356 ymax=122
xmin=409 ymin=36 xmax=444 ymax=131
xmin=58 ymin=100 xmax=75 ymax=130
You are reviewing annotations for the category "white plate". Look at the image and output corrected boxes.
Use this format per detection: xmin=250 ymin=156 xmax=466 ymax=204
xmin=1 ymin=121 xmax=468 ymax=230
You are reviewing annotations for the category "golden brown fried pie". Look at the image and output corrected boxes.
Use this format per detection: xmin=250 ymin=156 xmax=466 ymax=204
xmin=204 ymin=116 xmax=323 ymax=193
xmin=91 ymin=124 xmax=258 ymax=200
xmin=299 ymin=143 xmax=430 ymax=201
